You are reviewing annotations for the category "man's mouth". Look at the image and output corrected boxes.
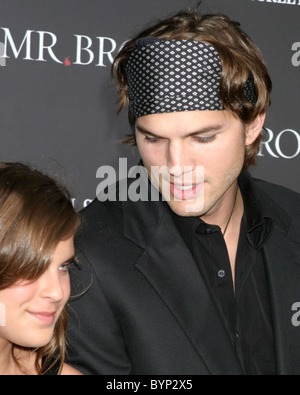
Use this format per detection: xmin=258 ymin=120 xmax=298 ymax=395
xmin=173 ymin=184 xmax=197 ymax=191
xmin=170 ymin=182 xmax=204 ymax=201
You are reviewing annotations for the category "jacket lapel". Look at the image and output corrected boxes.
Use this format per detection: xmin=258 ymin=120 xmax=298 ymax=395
xmin=123 ymin=178 xmax=243 ymax=374
xmin=123 ymin=171 xmax=300 ymax=374
xmin=263 ymin=221 xmax=300 ymax=375
xmin=258 ymin=186 xmax=300 ymax=375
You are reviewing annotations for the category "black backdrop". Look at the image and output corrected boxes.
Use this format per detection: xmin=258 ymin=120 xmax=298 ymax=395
xmin=1 ymin=0 xmax=300 ymax=209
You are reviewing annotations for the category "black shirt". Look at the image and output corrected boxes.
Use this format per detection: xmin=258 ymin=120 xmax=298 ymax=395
xmin=171 ymin=171 xmax=276 ymax=375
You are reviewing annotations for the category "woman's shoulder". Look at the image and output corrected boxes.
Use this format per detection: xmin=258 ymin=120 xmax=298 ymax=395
xmin=60 ymin=363 xmax=83 ymax=375
xmin=42 ymin=357 xmax=83 ymax=375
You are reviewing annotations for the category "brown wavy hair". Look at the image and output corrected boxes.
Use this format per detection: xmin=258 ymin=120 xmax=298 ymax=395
xmin=112 ymin=8 xmax=272 ymax=168
xmin=0 ymin=163 xmax=79 ymax=375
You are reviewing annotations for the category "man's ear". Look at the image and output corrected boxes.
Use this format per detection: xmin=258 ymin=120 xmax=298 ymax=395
xmin=245 ymin=113 xmax=266 ymax=146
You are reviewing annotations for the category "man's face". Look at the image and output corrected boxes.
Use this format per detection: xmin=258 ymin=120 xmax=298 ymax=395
xmin=136 ymin=110 xmax=256 ymax=218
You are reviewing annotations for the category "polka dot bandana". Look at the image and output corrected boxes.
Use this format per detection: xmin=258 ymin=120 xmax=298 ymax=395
xmin=124 ymin=38 xmax=257 ymax=118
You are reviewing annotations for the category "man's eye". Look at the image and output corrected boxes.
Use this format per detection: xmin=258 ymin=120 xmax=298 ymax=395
xmin=144 ymin=135 xmax=160 ymax=143
xmin=193 ymin=135 xmax=216 ymax=144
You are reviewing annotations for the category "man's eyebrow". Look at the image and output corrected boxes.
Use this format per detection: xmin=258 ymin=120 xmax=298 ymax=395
xmin=135 ymin=124 xmax=224 ymax=138
xmin=135 ymin=125 xmax=161 ymax=138
xmin=187 ymin=124 xmax=224 ymax=136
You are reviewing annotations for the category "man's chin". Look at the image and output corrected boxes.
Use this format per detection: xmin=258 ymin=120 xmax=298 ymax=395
xmin=165 ymin=199 xmax=206 ymax=218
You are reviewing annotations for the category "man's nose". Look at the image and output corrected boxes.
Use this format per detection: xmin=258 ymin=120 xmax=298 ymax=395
xmin=167 ymin=141 xmax=195 ymax=179
xmin=167 ymin=141 xmax=185 ymax=177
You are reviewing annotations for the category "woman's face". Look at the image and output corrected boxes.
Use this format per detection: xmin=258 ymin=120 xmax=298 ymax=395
xmin=0 ymin=237 xmax=74 ymax=348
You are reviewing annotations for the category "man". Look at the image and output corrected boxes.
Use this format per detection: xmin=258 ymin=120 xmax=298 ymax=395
xmin=67 ymin=9 xmax=300 ymax=375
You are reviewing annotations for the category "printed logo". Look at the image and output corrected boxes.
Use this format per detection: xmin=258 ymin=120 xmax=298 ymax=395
xmin=0 ymin=27 xmax=124 ymax=68
xmin=71 ymin=198 xmax=93 ymax=209
xmin=258 ymin=128 xmax=300 ymax=159
xmin=64 ymin=56 xmax=72 ymax=67
xmin=251 ymin=0 xmax=300 ymax=5
xmin=0 ymin=42 xmax=6 ymax=66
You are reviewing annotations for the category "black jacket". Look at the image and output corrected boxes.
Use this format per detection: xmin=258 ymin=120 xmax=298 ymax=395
xmin=67 ymin=173 xmax=300 ymax=375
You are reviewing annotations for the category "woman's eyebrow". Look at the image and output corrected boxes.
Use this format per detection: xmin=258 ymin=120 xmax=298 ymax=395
xmin=62 ymin=256 xmax=75 ymax=264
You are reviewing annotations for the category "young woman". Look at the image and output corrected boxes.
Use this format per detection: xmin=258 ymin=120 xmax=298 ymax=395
xmin=0 ymin=163 xmax=82 ymax=375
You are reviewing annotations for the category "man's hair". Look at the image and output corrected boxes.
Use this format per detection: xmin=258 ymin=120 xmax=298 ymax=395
xmin=112 ymin=9 xmax=272 ymax=168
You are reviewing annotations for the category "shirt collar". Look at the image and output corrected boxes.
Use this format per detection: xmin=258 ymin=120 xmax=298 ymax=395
xmin=238 ymin=171 xmax=273 ymax=249
xmin=171 ymin=170 xmax=273 ymax=251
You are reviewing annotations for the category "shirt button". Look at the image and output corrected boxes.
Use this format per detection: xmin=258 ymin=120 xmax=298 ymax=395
xmin=218 ymin=270 xmax=226 ymax=278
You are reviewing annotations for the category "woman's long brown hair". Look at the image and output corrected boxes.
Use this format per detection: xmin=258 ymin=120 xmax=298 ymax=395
xmin=0 ymin=162 xmax=79 ymax=375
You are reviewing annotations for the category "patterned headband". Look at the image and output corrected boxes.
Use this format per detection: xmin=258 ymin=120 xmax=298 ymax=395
xmin=124 ymin=38 xmax=257 ymax=118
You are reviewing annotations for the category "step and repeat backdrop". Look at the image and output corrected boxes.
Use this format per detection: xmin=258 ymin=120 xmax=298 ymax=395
xmin=0 ymin=0 xmax=299 ymax=209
